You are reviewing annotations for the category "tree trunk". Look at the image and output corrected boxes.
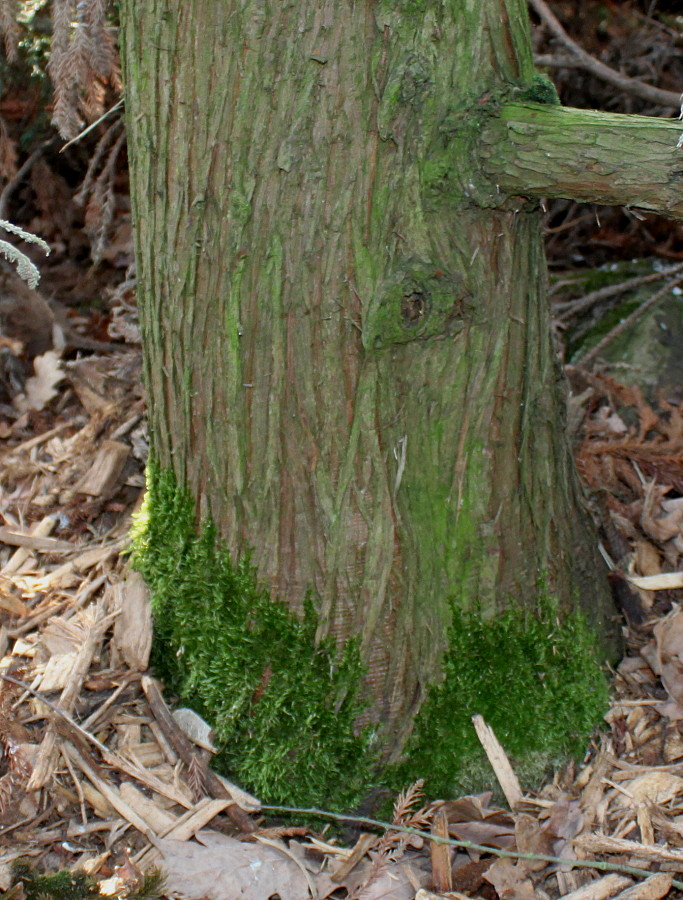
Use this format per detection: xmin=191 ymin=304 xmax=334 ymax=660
xmin=120 ymin=0 xmax=621 ymax=804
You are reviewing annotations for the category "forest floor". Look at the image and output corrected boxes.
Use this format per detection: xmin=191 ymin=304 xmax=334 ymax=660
xmin=3 ymin=293 xmax=683 ymax=900
xmin=1 ymin=1 xmax=683 ymax=899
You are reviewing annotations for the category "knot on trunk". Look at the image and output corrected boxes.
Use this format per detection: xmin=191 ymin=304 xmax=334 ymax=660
xmin=363 ymin=258 xmax=470 ymax=350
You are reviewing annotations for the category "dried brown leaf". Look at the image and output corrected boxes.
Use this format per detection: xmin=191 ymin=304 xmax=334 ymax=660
xmin=483 ymin=858 xmax=536 ymax=900
xmin=156 ymin=833 xmax=311 ymax=900
xmin=13 ymin=350 xmax=64 ymax=413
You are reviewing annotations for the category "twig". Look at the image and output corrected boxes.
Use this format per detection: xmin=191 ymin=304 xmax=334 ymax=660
xmin=141 ymin=675 xmax=257 ymax=832
xmin=554 ymin=262 xmax=683 ymax=321
xmin=261 ymin=804 xmax=683 ymax=891
xmin=529 ymin=0 xmax=682 ymax=110
xmin=60 ymin=98 xmax=125 ymax=153
xmin=0 ymin=671 xmax=111 ymax=755
xmin=0 ymin=140 xmax=55 ymax=221
xmin=575 ymin=272 xmax=683 ymax=366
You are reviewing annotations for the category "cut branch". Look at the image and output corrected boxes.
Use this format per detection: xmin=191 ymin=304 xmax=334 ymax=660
xmin=479 ymin=102 xmax=683 ymax=220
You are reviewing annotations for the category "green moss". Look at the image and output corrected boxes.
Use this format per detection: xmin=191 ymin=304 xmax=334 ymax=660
xmin=388 ymin=594 xmax=609 ymax=799
xmin=133 ymin=467 xmax=608 ymax=808
xmin=131 ymin=464 xmax=375 ymax=809
xmin=514 ymin=74 xmax=561 ymax=106
xmin=11 ymin=861 xmax=100 ymax=900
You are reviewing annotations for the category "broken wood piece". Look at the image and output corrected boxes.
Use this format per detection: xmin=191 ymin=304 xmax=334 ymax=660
xmin=28 ymin=601 xmax=110 ymax=790
xmin=62 ymin=741 xmax=157 ymax=838
xmin=30 ymin=538 xmax=129 ymax=590
xmin=331 ymin=832 xmax=376 ymax=883
xmin=611 ymin=874 xmax=673 ymax=900
xmin=119 ymin=782 xmax=178 ymax=833
xmin=0 ymin=576 xmax=29 ymax=617
xmin=75 ymin=440 xmax=129 ymax=496
xmin=111 ymin=572 xmax=152 ymax=670
xmin=1 ymin=515 xmax=56 ymax=575
xmin=158 ymin=798 xmax=231 ymax=841
xmin=141 ymin=675 xmax=257 ymax=831
xmin=472 ymin=714 xmax=523 ymax=809
xmin=107 ymin=748 xmax=194 ymax=810
xmin=0 ymin=527 xmax=73 ymax=553
xmin=430 ymin=808 xmax=453 ymax=893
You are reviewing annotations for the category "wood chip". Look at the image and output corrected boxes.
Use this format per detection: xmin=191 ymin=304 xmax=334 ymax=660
xmin=611 ymin=874 xmax=673 ymax=900
xmin=111 ymin=572 xmax=152 ymax=671
xmin=1 ymin=515 xmax=56 ymax=575
xmin=62 ymin=741 xmax=156 ymax=838
xmin=119 ymin=782 xmax=178 ymax=833
xmin=559 ymin=874 xmax=633 ymax=900
xmin=0 ymin=528 xmax=73 ymax=553
xmin=472 ymin=714 xmax=523 ymax=809
xmin=28 ymin=601 xmax=111 ymax=790
xmin=430 ymin=808 xmax=452 ymax=893
xmin=331 ymin=833 xmax=376 ymax=883
xmin=75 ymin=440 xmax=129 ymax=496
xmin=159 ymin=797 xmax=231 ymax=841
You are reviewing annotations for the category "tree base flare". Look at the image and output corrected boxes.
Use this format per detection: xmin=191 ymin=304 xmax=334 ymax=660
xmin=132 ymin=465 xmax=610 ymax=809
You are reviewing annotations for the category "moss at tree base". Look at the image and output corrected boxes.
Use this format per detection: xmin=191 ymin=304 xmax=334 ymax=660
xmin=388 ymin=598 xmax=610 ymax=799
xmin=132 ymin=464 xmax=610 ymax=809
xmin=131 ymin=464 xmax=374 ymax=809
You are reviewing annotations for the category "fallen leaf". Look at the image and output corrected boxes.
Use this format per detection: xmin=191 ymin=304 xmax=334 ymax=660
xmin=343 ymin=858 xmax=428 ymax=900
xmin=642 ymin=483 xmax=681 ymax=543
xmin=483 ymin=858 xmax=536 ymax=900
xmin=652 ymin=607 xmax=683 ymax=705
xmin=13 ymin=350 xmax=63 ymax=412
xmin=156 ymin=832 xmax=311 ymax=900
xmin=449 ymin=820 xmax=516 ymax=851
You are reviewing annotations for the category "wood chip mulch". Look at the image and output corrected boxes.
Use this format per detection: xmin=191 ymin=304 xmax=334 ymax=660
xmin=0 ymin=334 xmax=683 ymax=900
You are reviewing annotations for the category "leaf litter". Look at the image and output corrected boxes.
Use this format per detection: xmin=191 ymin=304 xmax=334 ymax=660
xmin=0 ymin=342 xmax=682 ymax=900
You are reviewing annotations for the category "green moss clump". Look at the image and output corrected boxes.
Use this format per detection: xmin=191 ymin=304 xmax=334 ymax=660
xmin=515 ymin=74 xmax=561 ymax=106
xmin=11 ymin=861 xmax=100 ymax=900
xmin=131 ymin=464 xmax=375 ymax=809
xmin=389 ymin=595 xmax=609 ymax=798
xmin=10 ymin=861 xmax=165 ymax=900
xmin=133 ymin=467 xmax=609 ymax=808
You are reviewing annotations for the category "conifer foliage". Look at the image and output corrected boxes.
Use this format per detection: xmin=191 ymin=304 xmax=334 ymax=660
xmin=1 ymin=0 xmax=120 ymax=139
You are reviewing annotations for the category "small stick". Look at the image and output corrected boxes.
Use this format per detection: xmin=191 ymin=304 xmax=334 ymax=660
xmin=529 ymin=0 xmax=682 ymax=109
xmin=576 ymin=273 xmax=683 ymax=367
xmin=260 ymin=804 xmax=683 ymax=891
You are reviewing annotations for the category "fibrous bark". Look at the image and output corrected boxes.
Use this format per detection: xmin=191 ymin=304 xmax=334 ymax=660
xmin=121 ymin=0 xmax=621 ymax=797
xmin=480 ymin=102 xmax=683 ymax=219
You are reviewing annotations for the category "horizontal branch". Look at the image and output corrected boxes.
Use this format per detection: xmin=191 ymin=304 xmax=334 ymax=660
xmin=478 ymin=102 xmax=683 ymax=220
